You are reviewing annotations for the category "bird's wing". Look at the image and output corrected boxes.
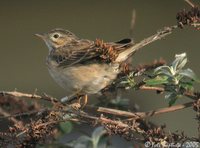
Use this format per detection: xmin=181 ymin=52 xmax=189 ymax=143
xmin=50 ymin=39 xmax=97 ymax=67
xmin=51 ymin=38 xmax=134 ymax=68
xmin=106 ymin=38 xmax=134 ymax=52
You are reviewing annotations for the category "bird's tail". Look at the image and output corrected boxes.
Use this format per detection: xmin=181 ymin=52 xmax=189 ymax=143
xmin=115 ymin=44 xmax=138 ymax=63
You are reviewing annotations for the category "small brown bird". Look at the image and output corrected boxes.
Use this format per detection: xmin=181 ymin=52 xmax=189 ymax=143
xmin=36 ymin=28 xmax=137 ymax=104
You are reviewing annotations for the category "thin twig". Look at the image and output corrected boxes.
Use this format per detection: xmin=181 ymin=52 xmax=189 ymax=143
xmin=139 ymin=85 xmax=199 ymax=100
xmin=0 ymin=107 xmax=23 ymax=127
xmin=185 ymin=0 xmax=195 ymax=8
xmin=130 ymin=9 xmax=136 ymax=37
xmin=139 ymin=85 xmax=164 ymax=92
xmin=94 ymin=101 xmax=193 ymax=119
xmin=129 ymin=25 xmax=177 ymax=53
xmin=0 ymin=91 xmax=58 ymax=103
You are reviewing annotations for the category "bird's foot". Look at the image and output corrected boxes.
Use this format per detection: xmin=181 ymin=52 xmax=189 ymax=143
xmin=79 ymin=94 xmax=88 ymax=109
xmin=61 ymin=94 xmax=88 ymax=109
xmin=70 ymin=102 xmax=81 ymax=110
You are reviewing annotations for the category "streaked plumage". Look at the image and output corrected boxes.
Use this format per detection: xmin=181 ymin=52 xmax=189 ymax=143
xmin=36 ymin=28 xmax=137 ymax=95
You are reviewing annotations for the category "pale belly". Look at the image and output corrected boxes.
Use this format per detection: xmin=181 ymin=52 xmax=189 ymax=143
xmin=47 ymin=62 xmax=119 ymax=95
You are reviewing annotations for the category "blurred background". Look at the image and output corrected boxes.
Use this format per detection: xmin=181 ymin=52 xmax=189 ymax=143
xmin=0 ymin=0 xmax=199 ymax=144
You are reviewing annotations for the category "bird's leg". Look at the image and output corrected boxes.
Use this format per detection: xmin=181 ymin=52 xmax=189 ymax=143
xmin=65 ymin=95 xmax=83 ymax=110
xmin=80 ymin=94 xmax=88 ymax=109
xmin=69 ymin=94 xmax=87 ymax=110
xmin=61 ymin=89 xmax=82 ymax=103
xmin=60 ymin=90 xmax=88 ymax=109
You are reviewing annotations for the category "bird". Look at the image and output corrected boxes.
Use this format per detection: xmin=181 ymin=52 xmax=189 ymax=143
xmin=36 ymin=28 xmax=137 ymax=106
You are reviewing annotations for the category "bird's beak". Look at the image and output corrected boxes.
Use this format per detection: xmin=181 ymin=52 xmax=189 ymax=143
xmin=35 ymin=33 xmax=45 ymax=39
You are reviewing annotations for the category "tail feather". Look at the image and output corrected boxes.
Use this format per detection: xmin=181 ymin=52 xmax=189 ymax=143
xmin=115 ymin=44 xmax=138 ymax=63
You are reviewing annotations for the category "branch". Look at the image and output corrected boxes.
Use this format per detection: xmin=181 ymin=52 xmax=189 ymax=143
xmin=0 ymin=89 xmax=199 ymax=146
xmin=185 ymin=0 xmax=195 ymax=7
xmin=127 ymin=25 xmax=177 ymax=54
xmin=88 ymin=101 xmax=193 ymax=119
xmin=0 ymin=90 xmax=59 ymax=103
xmin=139 ymin=85 xmax=200 ymax=101
xmin=0 ymin=107 xmax=23 ymax=126
xmin=0 ymin=90 xmax=194 ymax=120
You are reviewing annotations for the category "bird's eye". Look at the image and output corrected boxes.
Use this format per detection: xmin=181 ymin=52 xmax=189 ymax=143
xmin=53 ymin=33 xmax=59 ymax=39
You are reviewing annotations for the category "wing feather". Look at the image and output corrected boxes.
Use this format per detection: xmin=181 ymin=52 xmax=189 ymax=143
xmin=50 ymin=38 xmax=134 ymax=68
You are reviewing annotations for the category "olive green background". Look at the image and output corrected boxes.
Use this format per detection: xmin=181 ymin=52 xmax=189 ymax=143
xmin=0 ymin=0 xmax=199 ymax=138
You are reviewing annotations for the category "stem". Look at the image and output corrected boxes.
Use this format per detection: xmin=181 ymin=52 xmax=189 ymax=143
xmin=94 ymin=102 xmax=193 ymax=119
xmin=185 ymin=0 xmax=195 ymax=7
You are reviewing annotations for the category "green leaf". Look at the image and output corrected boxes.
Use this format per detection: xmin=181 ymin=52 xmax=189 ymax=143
xmin=96 ymin=136 xmax=109 ymax=148
xmin=91 ymin=127 xmax=107 ymax=148
xmin=172 ymin=53 xmax=187 ymax=72
xmin=168 ymin=97 xmax=178 ymax=106
xmin=165 ymin=93 xmax=178 ymax=106
xmin=154 ymin=66 xmax=173 ymax=76
xmin=179 ymin=68 xmax=200 ymax=82
xmin=145 ymin=75 xmax=169 ymax=85
xmin=120 ymin=75 xmax=135 ymax=88
xmin=62 ymin=114 xmax=73 ymax=120
xmin=110 ymin=98 xmax=129 ymax=106
xmin=59 ymin=121 xmax=73 ymax=134
xmin=120 ymin=80 xmax=129 ymax=84
xmin=64 ymin=135 xmax=91 ymax=148
xmin=179 ymin=82 xmax=194 ymax=91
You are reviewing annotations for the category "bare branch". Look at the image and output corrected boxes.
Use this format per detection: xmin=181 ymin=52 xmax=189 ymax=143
xmin=0 ymin=107 xmax=23 ymax=126
xmin=92 ymin=102 xmax=193 ymax=119
xmin=139 ymin=85 xmax=199 ymax=101
xmin=130 ymin=25 xmax=177 ymax=54
xmin=0 ymin=90 xmax=194 ymax=120
xmin=130 ymin=9 xmax=136 ymax=37
xmin=0 ymin=91 xmax=59 ymax=103
xmin=185 ymin=0 xmax=195 ymax=8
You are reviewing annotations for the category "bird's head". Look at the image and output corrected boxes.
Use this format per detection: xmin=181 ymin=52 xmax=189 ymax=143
xmin=36 ymin=28 xmax=78 ymax=51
